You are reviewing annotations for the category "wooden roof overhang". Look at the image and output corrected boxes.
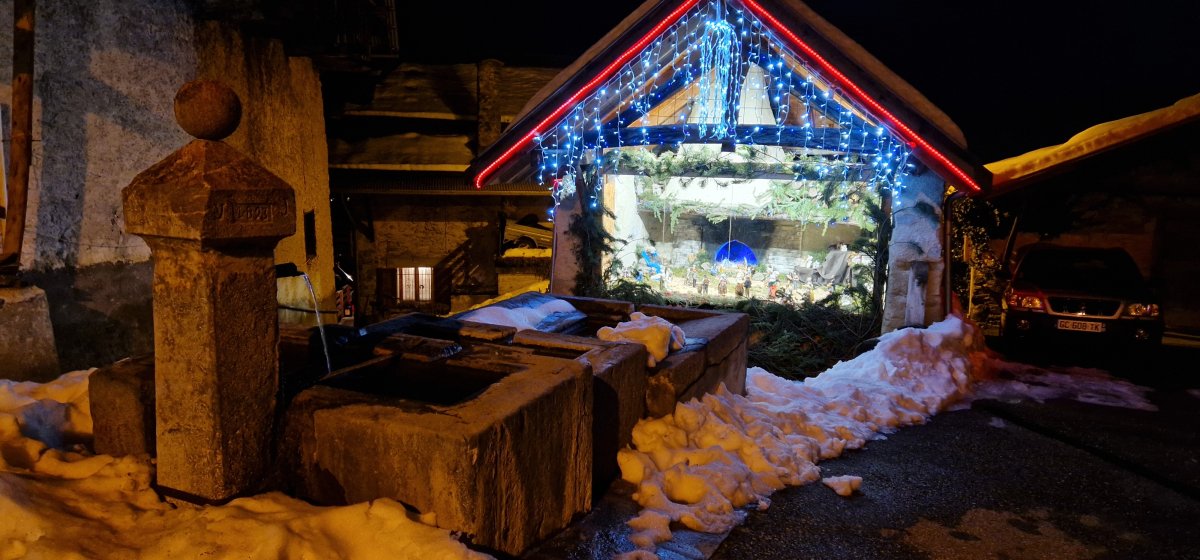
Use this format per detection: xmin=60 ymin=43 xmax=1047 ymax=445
xmin=471 ymin=0 xmax=991 ymax=194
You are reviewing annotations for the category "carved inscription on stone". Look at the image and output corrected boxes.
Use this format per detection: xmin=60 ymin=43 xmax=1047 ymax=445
xmin=231 ymin=203 xmax=273 ymax=223
xmin=212 ymin=197 xmax=287 ymax=224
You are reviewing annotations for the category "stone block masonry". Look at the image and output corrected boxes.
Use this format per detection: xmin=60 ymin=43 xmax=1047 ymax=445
xmin=89 ymin=354 xmax=154 ymax=457
xmin=0 ymin=286 xmax=60 ymax=381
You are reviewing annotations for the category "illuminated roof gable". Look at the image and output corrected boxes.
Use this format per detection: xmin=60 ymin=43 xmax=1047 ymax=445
xmin=473 ymin=0 xmax=989 ymax=193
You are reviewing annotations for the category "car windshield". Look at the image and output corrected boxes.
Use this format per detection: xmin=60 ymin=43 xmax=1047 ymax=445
xmin=1016 ymin=249 xmax=1145 ymax=293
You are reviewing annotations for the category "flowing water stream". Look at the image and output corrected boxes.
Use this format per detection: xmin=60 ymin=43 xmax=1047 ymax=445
xmin=300 ymin=273 xmax=333 ymax=376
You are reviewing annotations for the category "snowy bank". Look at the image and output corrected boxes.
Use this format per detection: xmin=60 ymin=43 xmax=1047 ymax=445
xmin=615 ymin=316 xmax=984 ymax=549
xmin=500 ymin=247 xmax=552 ymax=259
xmin=613 ymin=314 xmax=1157 ymax=555
xmin=0 ymin=371 xmax=490 ymax=560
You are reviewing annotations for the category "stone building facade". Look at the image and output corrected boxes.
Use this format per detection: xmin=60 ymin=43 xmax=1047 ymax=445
xmin=326 ymin=62 xmax=558 ymax=321
xmin=0 ymin=0 xmax=332 ymax=373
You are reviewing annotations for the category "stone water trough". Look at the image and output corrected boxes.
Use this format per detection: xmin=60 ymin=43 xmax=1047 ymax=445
xmin=357 ymin=292 xmax=751 ymax=491
xmin=281 ymin=334 xmax=592 ymax=555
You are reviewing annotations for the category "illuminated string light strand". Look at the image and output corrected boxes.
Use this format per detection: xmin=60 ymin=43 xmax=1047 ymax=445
xmin=479 ymin=0 xmax=967 ymax=208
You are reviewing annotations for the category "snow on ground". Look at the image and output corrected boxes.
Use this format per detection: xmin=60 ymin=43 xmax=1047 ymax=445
xmin=597 ymin=312 xmax=686 ymax=367
xmin=0 ymin=371 xmax=489 ymax=559
xmin=460 ymin=280 xmax=550 ymax=313
xmin=500 ymin=247 xmax=552 ymax=259
xmin=613 ymin=315 xmax=1158 ymax=556
xmin=821 ymin=475 xmax=862 ymax=497
xmin=457 ymin=291 xmax=573 ymax=330
xmin=966 ymin=359 xmax=1156 ymax=411
xmin=615 ymin=316 xmax=984 ymax=551
xmin=2 ymin=314 xmax=1161 ymax=559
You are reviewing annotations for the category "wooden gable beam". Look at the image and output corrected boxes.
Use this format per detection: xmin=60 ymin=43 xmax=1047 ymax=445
xmin=577 ymin=124 xmax=884 ymax=153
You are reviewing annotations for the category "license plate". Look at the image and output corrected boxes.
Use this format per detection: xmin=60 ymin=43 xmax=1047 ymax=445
xmin=1056 ymin=319 xmax=1105 ymax=333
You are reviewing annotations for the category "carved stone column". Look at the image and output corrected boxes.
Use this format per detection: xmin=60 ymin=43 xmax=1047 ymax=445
xmin=122 ymin=81 xmax=296 ymax=503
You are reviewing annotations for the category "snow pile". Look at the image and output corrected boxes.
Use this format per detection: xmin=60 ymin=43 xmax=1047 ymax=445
xmin=616 ymin=316 xmax=983 ymax=549
xmin=0 ymin=369 xmax=93 ymax=450
xmin=458 ymin=295 xmax=576 ymax=331
xmin=500 ymin=247 xmax=552 ymax=258
xmin=987 ymin=93 xmax=1200 ymax=187
xmin=460 ymin=281 xmax=550 ymax=313
xmin=0 ymin=371 xmax=490 ymax=560
xmin=821 ymin=475 xmax=862 ymax=497
xmin=597 ymin=312 xmax=686 ymax=366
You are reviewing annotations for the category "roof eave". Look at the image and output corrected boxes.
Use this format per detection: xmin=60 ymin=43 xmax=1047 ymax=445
xmin=471 ymin=0 xmax=993 ymax=193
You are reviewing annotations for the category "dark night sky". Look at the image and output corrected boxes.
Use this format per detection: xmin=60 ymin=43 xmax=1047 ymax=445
xmin=395 ymin=0 xmax=1200 ymax=163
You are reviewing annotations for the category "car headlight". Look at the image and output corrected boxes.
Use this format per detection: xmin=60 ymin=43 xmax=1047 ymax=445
xmin=1125 ymin=303 xmax=1160 ymax=317
xmin=1005 ymin=291 xmax=1044 ymax=310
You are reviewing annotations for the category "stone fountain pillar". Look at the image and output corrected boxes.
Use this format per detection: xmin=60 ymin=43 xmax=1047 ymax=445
xmin=122 ymin=81 xmax=296 ymax=503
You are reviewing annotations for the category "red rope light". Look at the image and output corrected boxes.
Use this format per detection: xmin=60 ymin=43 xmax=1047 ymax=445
xmin=740 ymin=0 xmax=981 ymax=192
xmin=475 ymin=0 xmax=981 ymax=193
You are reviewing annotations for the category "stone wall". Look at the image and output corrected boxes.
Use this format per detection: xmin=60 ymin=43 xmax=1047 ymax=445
xmin=196 ymin=21 xmax=334 ymax=321
xmin=0 ymin=0 xmax=194 ymax=371
xmin=0 ymin=3 xmax=332 ymax=372
xmin=0 ymin=0 xmax=196 ymax=270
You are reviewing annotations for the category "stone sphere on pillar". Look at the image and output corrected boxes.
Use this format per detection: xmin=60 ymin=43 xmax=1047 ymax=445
xmin=174 ymin=80 xmax=242 ymax=141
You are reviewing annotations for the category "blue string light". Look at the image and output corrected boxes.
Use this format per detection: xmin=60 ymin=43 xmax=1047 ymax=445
xmin=542 ymin=0 xmax=912 ymax=210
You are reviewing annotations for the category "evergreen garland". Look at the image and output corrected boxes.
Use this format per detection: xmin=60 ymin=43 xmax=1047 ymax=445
xmin=607 ymin=146 xmax=888 ymax=233
xmin=568 ymin=164 xmax=624 ymax=297
xmin=947 ymin=194 xmax=1006 ymax=332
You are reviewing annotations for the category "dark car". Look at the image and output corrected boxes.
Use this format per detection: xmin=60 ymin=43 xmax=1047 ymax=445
xmin=1001 ymin=245 xmax=1162 ymax=347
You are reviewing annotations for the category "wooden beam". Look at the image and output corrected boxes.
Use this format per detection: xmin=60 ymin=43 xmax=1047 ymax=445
xmin=605 ymin=58 xmax=699 ymax=133
xmin=1 ymin=0 xmax=34 ymax=273
xmin=579 ymin=124 xmax=885 ymax=153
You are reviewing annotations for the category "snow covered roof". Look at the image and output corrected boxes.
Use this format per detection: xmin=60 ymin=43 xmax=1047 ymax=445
xmin=986 ymin=93 xmax=1200 ymax=191
xmin=473 ymin=0 xmax=989 ymax=191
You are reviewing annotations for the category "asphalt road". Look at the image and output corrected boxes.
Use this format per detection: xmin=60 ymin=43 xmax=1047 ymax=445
xmin=524 ymin=343 xmax=1200 ymax=559
xmin=712 ymin=342 xmax=1200 ymax=560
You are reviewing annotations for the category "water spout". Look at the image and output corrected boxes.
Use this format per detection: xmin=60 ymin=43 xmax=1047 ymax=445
xmin=275 ymin=262 xmax=303 ymax=278
xmin=299 ymin=272 xmax=332 ymax=377
xmin=276 ymin=262 xmax=333 ymax=376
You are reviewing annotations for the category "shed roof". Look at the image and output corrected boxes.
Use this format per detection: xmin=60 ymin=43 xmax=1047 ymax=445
xmin=985 ymin=92 xmax=1200 ymax=193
